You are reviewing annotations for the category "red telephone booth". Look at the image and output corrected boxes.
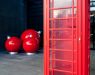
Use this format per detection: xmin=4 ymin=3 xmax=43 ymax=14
xmin=44 ymin=0 xmax=90 ymax=75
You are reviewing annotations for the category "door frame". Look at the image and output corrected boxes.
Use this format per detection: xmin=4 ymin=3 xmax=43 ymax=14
xmin=44 ymin=0 xmax=90 ymax=75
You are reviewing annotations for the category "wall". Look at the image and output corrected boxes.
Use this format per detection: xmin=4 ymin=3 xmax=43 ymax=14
xmin=27 ymin=0 xmax=43 ymax=48
xmin=0 ymin=0 xmax=26 ymax=50
xmin=0 ymin=0 xmax=43 ymax=51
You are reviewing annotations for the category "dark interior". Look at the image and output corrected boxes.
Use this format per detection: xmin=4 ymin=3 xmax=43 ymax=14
xmin=26 ymin=0 xmax=43 ymax=49
xmin=0 ymin=0 xmax=43 ymax=52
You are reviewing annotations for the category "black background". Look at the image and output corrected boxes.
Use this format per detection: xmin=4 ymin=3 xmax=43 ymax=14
xmin=0 ymin=0 xmax=43 ymax=51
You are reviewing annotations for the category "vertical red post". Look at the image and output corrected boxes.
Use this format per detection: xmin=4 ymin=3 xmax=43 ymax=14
xmin=81 ymin=0 xmax=90 ymax=75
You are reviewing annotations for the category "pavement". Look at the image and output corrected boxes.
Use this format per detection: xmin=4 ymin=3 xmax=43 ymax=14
xmin=0 ymin=53 xmax=43 ymax=75
xmin=90 ymin=50 xmax=95 ymax=75
xmin=0 ymin=50 xmax=94 ymax=75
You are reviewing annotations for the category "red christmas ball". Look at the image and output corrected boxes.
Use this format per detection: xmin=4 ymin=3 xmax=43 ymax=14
xmin=21 ymin=29 xmax=40 ymax=41
xmin=5 ymin=37 xmax=21 ymax=53
xmin=23 ymin=38 xmax=39 ymax=53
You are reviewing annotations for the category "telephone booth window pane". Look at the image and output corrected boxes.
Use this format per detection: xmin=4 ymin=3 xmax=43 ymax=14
xmin=54 ymin=0 xmax=72 ymax=8
xmin=49 ymin=19 xmax=73 ymax=28
xmin=53 ymin=9 xmax=72 ymax=18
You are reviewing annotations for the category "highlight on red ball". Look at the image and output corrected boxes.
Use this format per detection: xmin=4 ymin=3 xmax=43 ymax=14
xmin=21 ymin=29 xmax=40 ymax=41
xmin=21 ymin=29 xmax=40 ymax=55
xmin=22 ymin=38 xmax=40 ymax=55
xmin=5 ymin=36 xmax=21 ymax=55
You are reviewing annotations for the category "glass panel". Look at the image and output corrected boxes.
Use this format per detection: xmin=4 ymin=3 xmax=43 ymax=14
xmin=53 ymin=9 xmax=72 ymax=18
xmin=74 ymin=8 xmax=77 ymax=16
xmin=49 ymin=30 xmax=72 ymax=39
xmin=54 ymin=0 xmax=72 ymax=8
xmin=49 ymin=19 xmax=73 ymax=28
xmin=50 ymin=0 xmax=53 ymax=8
xmin=93 ymin=2 xmax=95 ymax=5
xmin=53 ymin=71 xmax=72 ymax=75
xmin=54 ymin=61 xmax=72 ymax=71
xmin=50 ymin=51 xmax=77 ymax=61
xmin=49 ymin=0 xmax=78 ymax=74
xmin=90 ymin=2 xmax=93 ymax=6
xmin=50 ymin=10 xmax=53 ymax=18
xmin=54 ymin=51 xmax=73 ymax=60
xmin=49 ymin=64 xmax=77 ymax=75
xmin=74 ymin=0 xmax=77 ymax=6
xmin=49 ymin=59 xmax=53 ymax=68
xmin=50 ymin=8 xmax=77 ymax=18
xmin=49 ymin=40 xmax=73 ymax=50
xmin=49 ymin=40 xmax=77 ymax=50
xmin=49 ymin=20 xmax=53 ymax=28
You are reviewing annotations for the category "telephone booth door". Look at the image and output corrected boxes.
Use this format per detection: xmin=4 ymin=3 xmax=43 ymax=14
xmin=44 ymin=0 xmax=90 ymax=75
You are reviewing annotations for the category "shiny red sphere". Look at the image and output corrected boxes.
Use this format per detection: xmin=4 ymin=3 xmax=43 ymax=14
xmin=5 ymin=37 xmax=21 ymax=52
xmin=23 ymin=38 xmax=39 ymax=53
xmin=21 ymin=29 xmax=40 ymax=41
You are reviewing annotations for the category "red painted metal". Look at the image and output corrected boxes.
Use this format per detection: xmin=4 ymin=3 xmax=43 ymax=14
xmin=21 ymin=29 xmax=40 ymax=41
xmin=44 ymin=0 xmax=90 ymax=75
xmin=22 ymin=38 xmax=39 ymax=53
xmin=5 ymin=37 xmax=21 ymax=52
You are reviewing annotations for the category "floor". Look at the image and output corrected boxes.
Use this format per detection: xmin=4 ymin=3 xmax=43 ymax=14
xmin=90 ymin=50 xmax=95 ymax=75
xmin=0 ymin=53 xmax=43 ymax=75
xmin=0 ymin=50 xmax=94 ymax=75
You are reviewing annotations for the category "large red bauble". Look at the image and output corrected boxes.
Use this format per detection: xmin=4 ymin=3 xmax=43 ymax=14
xmin=23 ymin=38 xmax=39 ymax=53
xmin=5 ymin=37 xmax=21 ymax=52
xmin=21 ymin=29 xmax=40 ymax=41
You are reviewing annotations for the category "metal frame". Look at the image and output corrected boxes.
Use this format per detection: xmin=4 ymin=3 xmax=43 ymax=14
xmin=90 ymin=1 xmax=95 ymax=7
xmin=44 ymin=0 xmax=90 ymax=75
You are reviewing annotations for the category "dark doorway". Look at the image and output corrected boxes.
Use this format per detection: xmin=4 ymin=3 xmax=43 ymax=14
xmin=26 ymin=0 xmax=43 ymax=49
